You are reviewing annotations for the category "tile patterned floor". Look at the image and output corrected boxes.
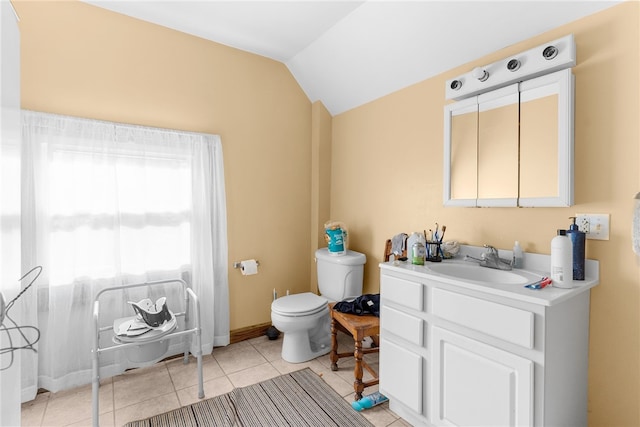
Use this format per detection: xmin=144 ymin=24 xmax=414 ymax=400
xmin=21 ymin=332 xmax=411 ymax=426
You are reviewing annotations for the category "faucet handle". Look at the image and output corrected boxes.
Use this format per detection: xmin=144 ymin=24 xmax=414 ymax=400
xmin=483 ymin=244 xmax=497 ymax=253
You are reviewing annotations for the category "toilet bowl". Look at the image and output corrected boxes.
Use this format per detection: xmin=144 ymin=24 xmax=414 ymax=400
xmin=271 ymin=292 xmax=331 ymax=363
xmin=270 ymin=249 xmax=366 ymax=363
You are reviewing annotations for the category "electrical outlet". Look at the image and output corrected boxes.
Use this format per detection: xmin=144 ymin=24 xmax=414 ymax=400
xmin=577 ymin=216 xmax=590 ymax=233
xmin=575 ymin=213 xmax=610 ymax=240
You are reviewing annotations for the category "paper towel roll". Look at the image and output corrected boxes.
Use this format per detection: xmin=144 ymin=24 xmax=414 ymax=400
xmin=240 ymin=259 xmax=258 ymax=276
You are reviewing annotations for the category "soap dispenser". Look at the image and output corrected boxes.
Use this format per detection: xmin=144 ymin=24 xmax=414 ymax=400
xmin=566 ymin=217 xmax=586 ymax=280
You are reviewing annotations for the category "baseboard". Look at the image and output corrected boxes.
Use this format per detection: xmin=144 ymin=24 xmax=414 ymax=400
xmin=229 ymin=322 xmax=272 ymax=344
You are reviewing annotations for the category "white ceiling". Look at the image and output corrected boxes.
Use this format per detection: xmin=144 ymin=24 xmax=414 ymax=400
xmin=85 ymin=1 xmax=621 ymax=115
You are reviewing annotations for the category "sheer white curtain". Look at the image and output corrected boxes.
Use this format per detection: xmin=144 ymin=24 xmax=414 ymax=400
xmin=20 ymin=111 xmax=229 ymax=401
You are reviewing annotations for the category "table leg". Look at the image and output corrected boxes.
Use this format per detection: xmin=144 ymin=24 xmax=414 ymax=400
xmin=330 ymin=317 xmax=338 ymax=371
xmin=354 ymin=338 xmax=364 ymax=400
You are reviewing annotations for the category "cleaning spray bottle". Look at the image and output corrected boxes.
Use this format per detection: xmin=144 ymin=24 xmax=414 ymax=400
xmin=566 ymin=217 xmax=586 ymax=280
xmin=351 ymin=391 xmax=388 ymax=412
xmin=512 ymin=241 xmax=523 ymax=268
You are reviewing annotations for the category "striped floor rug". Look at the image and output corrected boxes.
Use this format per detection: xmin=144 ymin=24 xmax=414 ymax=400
xmin=125 ymin=368 xmax=373 ymax=426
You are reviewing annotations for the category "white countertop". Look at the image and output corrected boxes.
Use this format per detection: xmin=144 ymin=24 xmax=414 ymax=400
xmin=380 ymin=245 xmax=599 ymax=306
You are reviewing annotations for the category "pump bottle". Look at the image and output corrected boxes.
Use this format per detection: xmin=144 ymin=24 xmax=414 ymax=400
xmin=550 ymin=229 xmax=573 ymax=288
xmin=566 ymin=217 xmax=586 ymax=280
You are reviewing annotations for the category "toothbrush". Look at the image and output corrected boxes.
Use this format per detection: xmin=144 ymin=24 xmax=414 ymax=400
xmin=438 ymin=225 xmax=447 ymax=258
xmin=525 ymin=277 xmax=552 ymax=290
xmin=424 ymin=229 xmax=431 ymax=258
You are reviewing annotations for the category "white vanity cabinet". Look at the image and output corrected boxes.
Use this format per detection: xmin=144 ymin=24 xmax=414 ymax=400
xmin=379 ymin=259 xmax=598 ymax=427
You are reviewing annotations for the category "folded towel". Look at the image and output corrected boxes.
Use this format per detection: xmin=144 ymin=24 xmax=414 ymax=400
xmin=391 ymin=233 xmax=408 ymax=255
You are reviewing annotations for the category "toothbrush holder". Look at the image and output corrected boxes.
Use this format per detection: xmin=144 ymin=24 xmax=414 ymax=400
xmin=426 ymin=241 xmax=443 ymax=262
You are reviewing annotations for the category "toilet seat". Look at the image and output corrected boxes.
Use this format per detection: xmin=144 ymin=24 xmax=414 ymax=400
xmin=271 ymin=292 xmax=328 ymax=317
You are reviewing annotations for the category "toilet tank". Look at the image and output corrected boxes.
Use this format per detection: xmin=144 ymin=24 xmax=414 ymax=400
xmin=315 ymin=248 xmax=366 ymax=301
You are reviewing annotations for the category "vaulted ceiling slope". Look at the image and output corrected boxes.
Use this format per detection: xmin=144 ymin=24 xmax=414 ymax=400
xmin=85 ymin=1 xmax=621 ymax=116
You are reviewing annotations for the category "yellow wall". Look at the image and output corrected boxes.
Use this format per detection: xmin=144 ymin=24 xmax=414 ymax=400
xmin=14 ymin=0 xmax=314 ymax=331
xmin=14 ymin=0 xmax=640 ymax=424
xmin=310 ymin=101 xmax=333 ymax=293
xmin=332 ymin=3 xmax=639 ymax=426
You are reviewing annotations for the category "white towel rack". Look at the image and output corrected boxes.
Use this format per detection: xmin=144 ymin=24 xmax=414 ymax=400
xmin=91 ymin=279 xmax=204 ymax=426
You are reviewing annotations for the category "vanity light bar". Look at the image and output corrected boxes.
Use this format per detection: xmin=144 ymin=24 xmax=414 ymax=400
xmin=445 ymin=34 xmax=576 ymax=100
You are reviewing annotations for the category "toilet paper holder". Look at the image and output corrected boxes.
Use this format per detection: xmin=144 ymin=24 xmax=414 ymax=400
xmin=233 ymin=260 xmax=260 ymax=269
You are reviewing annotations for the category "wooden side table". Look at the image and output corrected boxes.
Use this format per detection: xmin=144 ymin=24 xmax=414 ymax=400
xmin=328 ymin=303 xmax=380 ymax=400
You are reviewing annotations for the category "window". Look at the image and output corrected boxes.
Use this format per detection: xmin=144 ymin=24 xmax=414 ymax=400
xmin=20 ymin=111 xmax=229 ymax=397
xmin=47 ymin=147 xmax=191 ymax=285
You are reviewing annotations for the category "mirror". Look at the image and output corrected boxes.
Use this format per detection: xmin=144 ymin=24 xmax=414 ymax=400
xmin=446 ymin=98 xmax=477 ymax=206
xmin=477 ymin=85 xmax=519 ymax=207
xmin=518 ymin=69 xmax=574 ymax=207
xmin=443 ymin=69 xmax=574 ymax=207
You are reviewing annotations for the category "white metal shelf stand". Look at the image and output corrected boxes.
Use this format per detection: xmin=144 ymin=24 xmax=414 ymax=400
xmin=91 ymin=279 xmax=204 ymax=426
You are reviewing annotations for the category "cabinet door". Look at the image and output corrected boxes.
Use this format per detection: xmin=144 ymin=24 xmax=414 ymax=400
xmin=518 ymin=69 xmax=574 ymax=207
xmin=443 ymin=96 xmax=478 ymax=207
xmin=380 ymin=338 xmax=423 ymax=414
xmin=431 ymin=327 xmax=532 ymax=427
xmin=476 ymin=84 xmax=519 ymax=207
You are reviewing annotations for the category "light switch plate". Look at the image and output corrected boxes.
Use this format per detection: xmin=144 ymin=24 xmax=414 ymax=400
xmin=576 ymin=213 xmax=610 ymax=240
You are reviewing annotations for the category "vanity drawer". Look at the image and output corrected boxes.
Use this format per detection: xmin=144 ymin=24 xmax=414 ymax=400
xmin=432 ymin=288 xmax=534 ymax=349
xmin=381 ymin=274 xmax=424 ymax=311
xmin=381 ymin=305 xmax=423 ymax=346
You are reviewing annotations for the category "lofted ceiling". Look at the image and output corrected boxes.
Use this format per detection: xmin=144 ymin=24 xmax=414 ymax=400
xmin=84 ymin=1 xmax=621 ymax=115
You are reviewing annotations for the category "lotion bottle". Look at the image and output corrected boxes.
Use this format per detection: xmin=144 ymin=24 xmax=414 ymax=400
xmin=550 ymin=229 xmax=573 ymax=288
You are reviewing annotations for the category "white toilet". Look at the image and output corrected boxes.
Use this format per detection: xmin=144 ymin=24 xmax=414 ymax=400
xmin=271 ymin=248 xmax=366 ymax=363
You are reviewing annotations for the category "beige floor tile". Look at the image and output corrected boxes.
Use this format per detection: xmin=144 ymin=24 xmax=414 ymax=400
xmin=388 ymin=415 xmax=414 ymax=426
xmin=269 ymin=357 xmax=316 ymax=375
xmin=358 ymin=401 xmax=406 ymax=427
xmin=308 ymin=360 xmax=356 ymax=399
xmin=40 ymin=381 xmax=113 ymax=427
xmin=250 ymin=335 xmax=284 ymax=361
xmin=176 ymin=375 xmax=234 ymax=407
xmin=68 ymin=411 xmax=115 ymax=427
xmin=20 ymin=395 xmax=48 ymax=427
xmin=113 ymin=363 xmax=173 ymax=409
xmin=166 ymin=354 xmax=223 ymax=391
xmin=226 ymin=362 xmax=280 ymax=388
xmin=307 ymin=357 xmax=334 ymax=376
xmin=214 ymin=343 xmax=268 ymax=375
xmin=114 ymin=392 xmax=180 ymax=426
xmin=21 ymin=332 xmax=409 ymax=427
xmin=212 ymin=340 xmax=251 ymax=357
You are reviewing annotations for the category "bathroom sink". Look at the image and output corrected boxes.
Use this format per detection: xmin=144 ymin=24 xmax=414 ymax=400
xmin=427 ymin=262 xmax=541 ymax=285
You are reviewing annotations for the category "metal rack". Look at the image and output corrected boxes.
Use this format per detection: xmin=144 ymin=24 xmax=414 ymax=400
xmin=91 ymin=279 xmax=204 ymax=426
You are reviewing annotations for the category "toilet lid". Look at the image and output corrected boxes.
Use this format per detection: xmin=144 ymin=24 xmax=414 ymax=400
xmin=271 ymin=292 xmax=328 ymax=316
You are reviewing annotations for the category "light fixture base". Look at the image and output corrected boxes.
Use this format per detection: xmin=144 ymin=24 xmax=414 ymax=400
xmin=445 ymin=34 xmax=575 ymax=100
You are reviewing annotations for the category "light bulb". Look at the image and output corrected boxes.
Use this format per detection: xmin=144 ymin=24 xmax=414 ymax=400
xmin=507 ymin=59 xmax=521 ymax=72
xmin=472 ymin=67 xmax=489 ymax=82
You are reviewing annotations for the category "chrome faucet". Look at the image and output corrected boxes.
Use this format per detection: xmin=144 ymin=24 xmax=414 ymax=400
xmin=465 ymin=245 xmax=513 ymax=271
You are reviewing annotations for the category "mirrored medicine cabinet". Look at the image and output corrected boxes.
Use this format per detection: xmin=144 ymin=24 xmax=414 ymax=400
xmin=443 ymin=68 xmax=574 ymax=207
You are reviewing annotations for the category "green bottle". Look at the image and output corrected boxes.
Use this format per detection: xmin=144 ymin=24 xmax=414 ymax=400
xmin=412 ymin=241 xmax=425 ymax=265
